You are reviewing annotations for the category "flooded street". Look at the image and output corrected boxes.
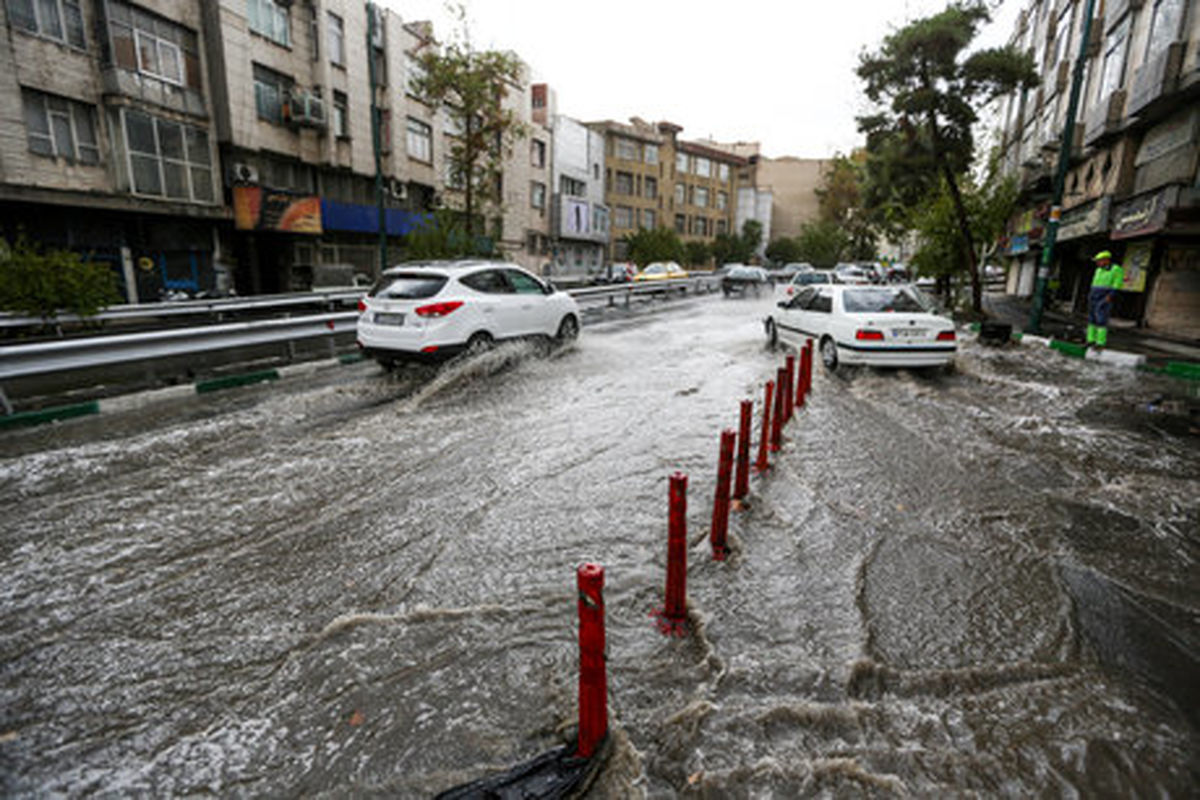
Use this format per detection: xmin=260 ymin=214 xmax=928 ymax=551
xmin=1 ymin=294 xmax=1197 ymax=796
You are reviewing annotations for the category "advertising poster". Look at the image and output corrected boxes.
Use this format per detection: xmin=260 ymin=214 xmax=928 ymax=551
xmin=233 ymin=186 xmax=323 ymax=233
xmin=1122 ymin=241 xmax=1151 ymax=293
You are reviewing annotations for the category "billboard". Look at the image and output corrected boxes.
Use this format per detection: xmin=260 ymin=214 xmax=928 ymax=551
xmin=233 ymin=186 xmax=322 ymax=233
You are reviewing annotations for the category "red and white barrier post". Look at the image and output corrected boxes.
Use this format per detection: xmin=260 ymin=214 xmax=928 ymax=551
xmin=654 ymin=472 xmax=689 ymax=635
xmin=754 ymin=381 xmax=774 ymax=473
xmin=734 ymin=399 xmax=752 ymax=501
xmin=710 ymin=430 xmax=735 ymax=560
xmin=576 ymin=563 xmax=607 ymax=758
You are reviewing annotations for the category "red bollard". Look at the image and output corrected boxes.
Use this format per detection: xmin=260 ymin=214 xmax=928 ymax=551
xmin=783 ymin=353 xmax=796 ymax=423
xmin=576 ymin=563 xmax=607 ymax=758
xmin=797 ymin=344 xmax=810 ymax=408
xmin=805 ymin=339 xmax=815 ymax=394
xmin=710 ymin=430 xmax=735 ymax=560
xmin=770 ymin=367 xmax=785 ymax=452
xmin=734 ymin=400 xmax=752 ymax=500
xmin=754 ymin=381 xmax=774 ymax=472
xmin=653 ymin=472 xmax=689 ymax=636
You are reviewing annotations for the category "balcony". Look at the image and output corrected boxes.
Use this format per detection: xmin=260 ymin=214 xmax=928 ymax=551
xmin=1083 ymin=89 xmax=1127 ymax=146
xmin=101 ymin=67 xmax=207 ymax=118
xmin=1127 ymin=42 xmax=1185 ymax=118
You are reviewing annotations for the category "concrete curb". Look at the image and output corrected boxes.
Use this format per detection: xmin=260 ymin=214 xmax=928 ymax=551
xmin=1085 ymin=348 xmax=1146 ymax=368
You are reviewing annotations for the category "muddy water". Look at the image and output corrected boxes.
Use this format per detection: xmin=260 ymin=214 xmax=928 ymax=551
xmin=0 ymin=296 xmax=1196 ymax=796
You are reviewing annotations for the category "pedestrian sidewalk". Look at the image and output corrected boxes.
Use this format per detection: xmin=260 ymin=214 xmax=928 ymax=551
xmin=980 ymin=293 xmax=1200 ymax=368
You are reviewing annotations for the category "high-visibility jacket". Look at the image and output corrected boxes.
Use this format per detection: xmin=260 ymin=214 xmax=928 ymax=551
xmin=1091 ymin=263 xmax=1125 ymax=290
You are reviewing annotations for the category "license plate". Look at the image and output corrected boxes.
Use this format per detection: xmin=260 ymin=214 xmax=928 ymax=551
xmin=892 ymin=328 xmax=926 ymax=338
xmin=375 ymin=312 xmax=405 ymax=325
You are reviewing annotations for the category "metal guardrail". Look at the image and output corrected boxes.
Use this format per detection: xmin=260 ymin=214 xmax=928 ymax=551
xmin=0 ymin=276 xmax=720 ymax=409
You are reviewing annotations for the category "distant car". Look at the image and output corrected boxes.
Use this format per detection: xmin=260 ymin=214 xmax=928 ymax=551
xmin=600 ymin=262 xmax=637 ymax=283
xmin=764 ymin=283 xmax=956 ymax=371
xmin=356 ymin=260 xmax=580 ymax=366
xmin=634 ymin=261 xmax=689 ymax=281
xmin=768 ymin=262 xmax=812 ymax=283
xmin=833 ymin=263 xmax=873 ymax=284
xmin=778 ymin=269 xmax=836 ymax=298
xmin=722 ymin=266 xmax=771 ymax=297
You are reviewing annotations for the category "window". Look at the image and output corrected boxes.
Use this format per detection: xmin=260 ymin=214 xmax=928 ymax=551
xmin=674 ymin=213 xmax=686 ymax=233
xmin=531 ymin=138 xmax=546 ymax=168
xmin=1050 ymin=2 xmax=1074 ymax=69
xmin=641 ymin=209 xmax=655 ymax=229
xmin=464 ymin=269 xmax=511 ymax=294
xmin=809 ymin=290 xmax=833 ymax=313
xmin=406 ymin=52 xmax=428 ymax=98
xmin=407 ymin=117 xmax=431 ymax=162
xmin=674 ymin=183 xmax=685 ymax=206
xmin=247 ymin=0 xmax=290 ymax=47
xmin=22 ymin=89 xmax=99 ymax=164
xmin=123 ymin=109 xmax=213 ymax=202
xmin=691 ymin=216 xmax=710 ymax=236
xmin=506 ymin=269 xmax=545 ymax=294
xmin=6 ymin=0 xmax=85 ymax=48
xmin=327 ymin=12 xmax=344 ymax=66
xmin=332 ymin=91 xmax=348 ymax=137
xmin=1099 ymin=15 xmax=1130 ymax=98
xmin=694 ymin=186 xmax=709 ymax=208
xmin=644 ymin=144 xmax=659 ymax=165
xmin=716 ymin=219 xmax=727 ymax=235
xmin=593 ymin=206 xmax=608 ymax=234
xmin=560 ymin=176 xmax=585 ymax=196
xmin=615 ymin=171 xmax=634 ymax=195
xmin=694 ymin=157 xmax=711 ymax=177
xmin=615 ymin=137 xmax=639 ymax=161
xmin=531 ymin=181 xmax=546 ymax=210
xmin=1145 ymin=0 xmax=1184 ymax=60
xmin=108 ymin=2 xmax=201 ymax=88
xmin=718 ymin=163 xmax=730 ymax=182
xmin=613 ymin=206 xmax=634 ymax=229
xmin=716 ymin=191 xmax=727 ymax=210
xmin=253 ymin=64 xmax=292 ymax=124
xmin=644 ymin=176 xmax=658 ymax=200
xmin=675 ymin=152 xmax=688 ymax=173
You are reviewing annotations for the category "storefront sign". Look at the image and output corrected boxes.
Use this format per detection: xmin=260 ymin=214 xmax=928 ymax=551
xmin=1007 ymin=234 xmax=1029 ymax=255
xmin=1111 ymin=186 xmax=1178 ymax=240
xmin=1057 ymin=197 xmax=1111 ymax=242
xmin=234 ymin=186 xmax=322 ymax=233
xmin=1121 ymin=241 xmax=1150 ymax=293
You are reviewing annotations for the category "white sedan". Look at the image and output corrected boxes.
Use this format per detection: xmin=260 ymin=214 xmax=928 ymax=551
xmin=764 ymin=284 xmax=957 ymax=370
xmin=356 ymin=260 xmax=580 ymax=366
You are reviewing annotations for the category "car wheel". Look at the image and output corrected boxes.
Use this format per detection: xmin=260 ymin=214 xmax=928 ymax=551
xmin=764 ymin=317 xmax=778 ymax=349
xmin=466 ymin=331 xmax=494 ymax=355
xmin=820 ymin=336 xmax=839 ymax=371
xmin=556 ymin=314 xmax=579 ymax=342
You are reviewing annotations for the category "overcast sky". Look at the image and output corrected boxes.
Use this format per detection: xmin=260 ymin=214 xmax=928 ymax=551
xmin=380 ymin=0 xmax=1023 ymax=159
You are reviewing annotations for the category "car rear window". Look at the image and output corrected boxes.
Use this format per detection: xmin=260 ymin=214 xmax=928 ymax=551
xmin=369 ymin=272 xmax=447 ymax=299
xmin=728 ymin=267 xmax=759 ymax=278
xmin=842 ymin=287 xmax=927 ymax=313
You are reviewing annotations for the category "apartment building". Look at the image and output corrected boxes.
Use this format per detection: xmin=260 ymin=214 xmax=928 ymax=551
xmin=996 ymin=0 xmax=1199 ymax=337
xmin=673 ymin=139 xmax=745 ymax=252
xmin=549 ymin=112 xmax=609 ymax=276
xmin=0 ymin=0 xmax=225 ymax=303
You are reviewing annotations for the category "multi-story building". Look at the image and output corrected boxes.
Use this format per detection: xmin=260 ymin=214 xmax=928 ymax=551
xmin=673 ymin=139 xmax=745 ymax=252
xmin=1 ymin=0 xmax=225 ymax=303
xmin=752 ymin=157 xmax=828 ymax=244
xmin=549 ymin=112 xmax=609 ymax=276
xmin=995 ymin=0 xmax=1199 ymax=338
xmin=696 ymin=139 xmax=773 ymax=260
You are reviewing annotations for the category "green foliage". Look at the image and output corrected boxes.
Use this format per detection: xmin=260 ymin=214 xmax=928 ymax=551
xmin=817 ymin=151 xmax=878 ymax=260
xmin=711 ymin=220 xmax=764 ymax=266
xmin=0 ymin=236 xmax=120 ymax=320
xmin=765 ymin=237 xmax=804 ymax=265
xmin=794 ymin=221 xmax=851 ymax=269
xmin=740 ymin=220 xmax=763 ymax=256
xmin=856 ymin=0 xmax=1038 ymax=310
xmin=411 ymin=10 xmax=526 ymax=239
xmin=401 ymin=209 xmax=496 ymax=260
xmin=624 ymin=227 xmax=685 ymax=267
xmin=684 ymin=241 xmax=711 ymax=268
xmin=911 ymin=169 xmax=1020 ymax=283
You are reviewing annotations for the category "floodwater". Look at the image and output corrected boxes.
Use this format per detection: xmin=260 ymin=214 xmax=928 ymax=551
xmin=1 ymin=294 xmax=1197 ymax=796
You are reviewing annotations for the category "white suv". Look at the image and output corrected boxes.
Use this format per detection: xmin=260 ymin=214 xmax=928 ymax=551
xmin=356 ymin=261 xmax=581 ymax=366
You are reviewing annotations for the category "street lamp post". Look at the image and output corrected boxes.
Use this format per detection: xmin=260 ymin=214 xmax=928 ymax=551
xmin=367 ymin=2 xmax=388 ymax=273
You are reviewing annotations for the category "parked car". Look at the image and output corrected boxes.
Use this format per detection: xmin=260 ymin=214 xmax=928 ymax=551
xmin=833 ymin=263 xmax=874 ymax=284
xmin=721 ymin=266 xmax=771 ymax=297
xmin=356 ymin=260 xmax=581 ymax=366
xmin=768 ymin=262 xmax=812 ymax=283
xmin=778 ymin=269 xmax=836 ymax=298
xmin=634 ymin=261 xmax=689 ymax=281
xmin=764 ymin=283 xmax=956 ymax=371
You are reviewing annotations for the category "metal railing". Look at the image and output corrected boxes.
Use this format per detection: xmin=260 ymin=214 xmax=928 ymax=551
xmin=0 ymin=276 xmax=719 ymax=410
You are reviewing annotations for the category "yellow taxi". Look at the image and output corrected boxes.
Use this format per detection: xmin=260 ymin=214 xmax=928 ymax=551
xmin=633 ymin=261 xmax=689 ymax=282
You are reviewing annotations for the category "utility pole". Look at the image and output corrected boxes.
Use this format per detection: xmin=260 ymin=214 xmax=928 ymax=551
xmin=367 ymin=2 xmax=388 ymax=273
xmin=1029 ymin=0 xmax=1097 ymax=333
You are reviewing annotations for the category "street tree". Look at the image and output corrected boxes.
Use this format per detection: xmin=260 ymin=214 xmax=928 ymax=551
xmin=816 ymin=151 xmax=877 ymax=261
xmin=0 ymin=236 xmax=120 ymax=323
xmin=684 ymin=240 xmax=711 ymax=268
xmin=624 ymin=227 xmax=685 ymax=267
xmin=764 ymin=237 xmax=804 ymax=265
xmin=857 ymin=0 xmax=1037 ymax=311
xmin=411 ymin=11 xmax=526 ymax=247
xmin=795 ymin=220 xmax=850 ymax=268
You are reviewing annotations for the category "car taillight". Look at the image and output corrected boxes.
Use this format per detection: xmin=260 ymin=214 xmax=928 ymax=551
xmin=786 ymin=287 xmax=793 ymax=295
xmin=855 ymin=329 xmax=884 ymax=340
xmin=937 ymin=330 xmax=956 ymax=341
xmin=414 ymin=301 xmax=464 ymax=317
xmin=357 ymin=298 xmax=367 ymax=313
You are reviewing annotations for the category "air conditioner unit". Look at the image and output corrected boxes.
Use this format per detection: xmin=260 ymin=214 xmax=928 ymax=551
xmin=388 ymin=177 xmax=407 ymax=201
xmin=284 ymin=89 xmax=327 ymax=129
xmin=232 ymin=162 xmax=259 ymax=183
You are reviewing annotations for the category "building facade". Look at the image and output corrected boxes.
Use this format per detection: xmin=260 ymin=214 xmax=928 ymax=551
xmin=549 ymin=113 xmax=608 ymax=277
xmin=1 ymin=0 xmax=226 ymax=303
xmin=996 ymin=0 xmax=1199 ymax=338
